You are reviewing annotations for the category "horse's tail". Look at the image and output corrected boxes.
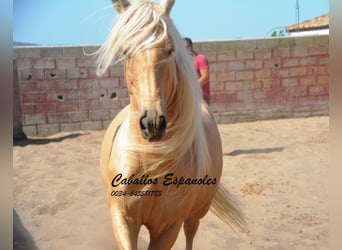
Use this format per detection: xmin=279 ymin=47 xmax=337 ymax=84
xmin=210 ymin=183 xmax=248 ymax=232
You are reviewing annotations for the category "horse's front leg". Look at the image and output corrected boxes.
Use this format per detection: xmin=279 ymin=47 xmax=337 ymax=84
xmin=148 ymin=222 xmax=183 ymax=250
xmin=183 ymin=216 xmax=200 ymax=250
xmin=109 ymin=203 xmax=140 ymax=250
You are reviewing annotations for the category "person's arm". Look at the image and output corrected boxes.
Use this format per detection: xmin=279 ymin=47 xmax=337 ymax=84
xmin=198 ymin=68 xmax=209 ymax=86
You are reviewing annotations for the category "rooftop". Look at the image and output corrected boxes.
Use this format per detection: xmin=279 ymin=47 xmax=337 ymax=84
xmin=286 ymin=13 xmax=329 ymax=32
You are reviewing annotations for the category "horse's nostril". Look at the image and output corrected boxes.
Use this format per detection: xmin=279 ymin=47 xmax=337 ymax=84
xmin=139 ymin=115 xmax=148 ymax=130
xmin=159 ymin=115 xmax=167 ymax=131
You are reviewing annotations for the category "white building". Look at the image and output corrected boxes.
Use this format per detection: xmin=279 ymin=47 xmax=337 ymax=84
xmin=286 ymin=13 xmax=329 ymax=36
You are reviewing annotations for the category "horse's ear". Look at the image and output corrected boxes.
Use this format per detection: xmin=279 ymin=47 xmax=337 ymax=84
xmin=111 ymin=0 xmax=130 ymax=13
xmin=160 ymin=0 xmax=175 ymax=16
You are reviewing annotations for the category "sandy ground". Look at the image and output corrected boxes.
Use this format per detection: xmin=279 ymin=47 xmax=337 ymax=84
xmin=13 ymin=116 xmax=329 ymax=250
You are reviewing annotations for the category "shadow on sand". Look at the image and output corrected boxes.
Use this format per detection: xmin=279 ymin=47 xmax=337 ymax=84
xmin=13 ymin=209 xmax=38 ymax=250
xmin=13 ymin=133 xmax=88 ymax=147
xmin=225 ymin=147 xmax=284 ymax=156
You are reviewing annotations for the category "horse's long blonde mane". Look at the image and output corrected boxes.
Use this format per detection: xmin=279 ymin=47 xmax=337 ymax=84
xmin=96 ymin=0 xmax=214 ymax=179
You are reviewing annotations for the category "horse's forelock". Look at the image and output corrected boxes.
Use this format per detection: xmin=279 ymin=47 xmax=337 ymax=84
xmin=96 ymin=1 xmax=168 ymax=74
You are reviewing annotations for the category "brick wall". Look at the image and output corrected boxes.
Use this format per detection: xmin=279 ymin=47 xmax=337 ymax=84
xmin=13 ymin=35 xmax=329 ymax=136
xmin=194 ymin=35 xmax=329 ymax=123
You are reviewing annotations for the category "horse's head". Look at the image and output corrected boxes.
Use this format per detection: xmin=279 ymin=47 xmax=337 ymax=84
xmin=110 ymin=0 xmax=176 ymax=141
xmin=97 ymin=0 xmax=202 ymax=143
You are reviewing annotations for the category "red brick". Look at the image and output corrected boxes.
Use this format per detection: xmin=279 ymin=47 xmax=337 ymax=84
xmin=78 ymin=100 xmax=89 ymax=111
xmin=255 ymin=69 xmax=271 ymax=79
xmin=77 ymin=58 xmax=96 ymax=68
xmin=88 ymin=68 xmax=109 ymax=78
xmin=56 ymin=58 xmax=76 ymax=69
xmin=87 ymin=88 xmax=106 ymax=99
xmin=263 ymin=58 xmax=281 ymax=69
xmin=117 ymin=88 xmax=128 ymax=98
xmin=120 ymin=98 xmax=130 ymax=108
xmin=212 ymin=82 xmax=224 ymax=91
xmin=287 ymin=86 xmax=308 ymax=97
xmin=245 ymin=60 xmax=263 ymax=70
xmin=33 ymin=58 xmax=55 ymax=69
xmin=109 ymin=66 xmax=124 ymax=77
xmin=300 ymin=77 xmax=316 ymax=86
xmin=19 ymin=81 xmax=35 ymax=92
xmin=225 ymin=81 xmax=244 ymax=91
xmin=57 ymin=102 xmax=79 ymax=112
xmin=308 ymin=47 xmax=328 ymax=56
xmin=308 ymin=86 xmax=326 ymax=96
xmin=100 ymin=99 xmax=121 ymax=109
xmin=317 ymin=76 xmax=329 ymax=85
xmin=273 ymin=48 xmax=290 ymax=57
xmin=67 ymin=68 xmax=88 ymax=79
xmin=281 ymin=78 xmax=298 ymax=87
xmin=289 ymin=67 xmax=307 ymax=77
xmin=318 ymin=56 xmax=329 ymax=65
xmin=81 ymin=99 xmax=120 ymax=110
xmin=44 ymin=69 xmax=67 ymax=80
xmin=300 ymin=57 xmax=317 ymax=66
xmin=236 ymin=91 xmax=253 ymax=101
xmin=22 ymin=92 xmax=46 ymax=103
xmin=46 ymin=90 xmax=87 ymax=102
xmin=20 ymin=70 xmax=45 ymax=81
xmin=236 ymin=71 xmax=254 ymax=80
xmin=217 ymin=51 xmax=235 ymax=61
xmin=99 ymin=78 xmax=120 ymax=88
xmin=34 ymin=81 xmax=56 ymax=90
xmin=279 ymin=94 xmax=297 ymax=105
xmin=204 ymin=52 xmax=217 ymax=62
xmin=318 ymin=66 xmax=328 ymax=74
xmin=261 ymin=79 xmax=273 ymax=89
xmin=236 ymin=50 xmax=254 ymax=60
xmin=212 ymin=92 xmax=236 ymax=103
xmin=283 ymin=58 xmax=299 ymax=67
xmin=254 ymin=49 xmax=272 ymax=60
xmin=65 ymin=89 xmax=88 ymax=101
xmin=55 ymin=80 xmax=78 ymax=89
xmin=278 ymin=69 xmax=290 ymax=78
xmin=36 ymin=103 xmax=57 ymax=113
xmin=307 ymin=66 xmax=318 ymax=75
xmin=217 ymin=72 xmax=235 ymax=82
xmin=119 ymin=77 xmax=127 ymax=88
xmin=253 ymin=90 xmax=266 ymax=99
xmin=78 ymin=79 xmax=99 ymax=88
xmin=291 ymin=47 xmax=308 ymax=57
xmin=16 ymin=59 xmax=32 ymax=70
xmin=22 ymin=103 xmax=35 ymax=114
xmin=106 ymin=88 xmax=122 ymax=99
xmin=297 ymin=96 xmax=317 ymax=106
xmin=227 ymin=61 xmax=244 ymax=71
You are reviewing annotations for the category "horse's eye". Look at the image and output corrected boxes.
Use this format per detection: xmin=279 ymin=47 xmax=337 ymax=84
xmin=123 ymin=50 xmax=129 ymax=57
xmin=168 ymin=48 xmax=174 ymax=56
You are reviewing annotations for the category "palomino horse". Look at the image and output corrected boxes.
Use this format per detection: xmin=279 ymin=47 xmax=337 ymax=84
xmin=97 ymin=0 xmax=246 ymax=249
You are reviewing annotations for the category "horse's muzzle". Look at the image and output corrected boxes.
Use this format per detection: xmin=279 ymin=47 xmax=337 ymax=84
xmin=139 ymin=111 xmax=167 ymax=141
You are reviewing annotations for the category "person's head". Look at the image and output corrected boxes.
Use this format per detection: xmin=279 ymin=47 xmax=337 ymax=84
xmin=183 ymin=37 xmax=193 ymax=53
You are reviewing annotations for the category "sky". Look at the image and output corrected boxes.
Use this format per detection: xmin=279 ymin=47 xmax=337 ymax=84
xmin=13 ymin=0 xmax=329 ymax=45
